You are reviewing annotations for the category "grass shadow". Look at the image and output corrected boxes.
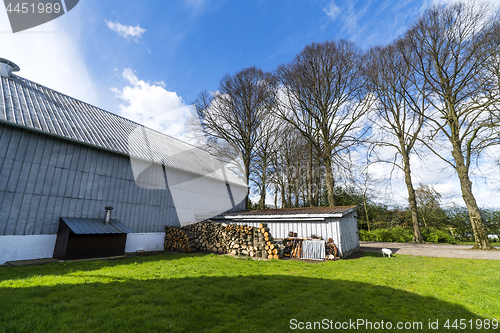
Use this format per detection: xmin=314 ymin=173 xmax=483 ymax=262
xmin=361 ymin=251 xmax=384 ymax=258
xmin=0 ymin=252 xmax=210 ymax=282
xmin=0 ymin=273 xmax=489 ymax=333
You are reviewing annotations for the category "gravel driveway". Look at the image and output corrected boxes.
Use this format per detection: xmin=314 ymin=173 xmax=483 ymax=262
xmin=359 ymin=241 xmax=500 ymax=260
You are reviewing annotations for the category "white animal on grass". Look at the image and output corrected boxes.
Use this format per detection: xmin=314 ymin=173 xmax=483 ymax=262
xmin=382 ymin=248 xmax=393 ymax=257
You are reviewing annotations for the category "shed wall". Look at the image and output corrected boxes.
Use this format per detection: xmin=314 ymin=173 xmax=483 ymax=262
xmin=220 ymin=220 xmax=338 ymax=240
xmin=338 ymin=212 xmax=360 ymax=255
xmin=220 ymin=213 xmax=359 ymax=257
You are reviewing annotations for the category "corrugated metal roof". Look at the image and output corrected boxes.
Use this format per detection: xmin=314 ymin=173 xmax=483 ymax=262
xmin=217 ymin=206 xmax=358 ymax=217
xmin=60 ymin=217 xmax=133 ymax=234
xmin=0 ymin=74 xmax=246 ymax=187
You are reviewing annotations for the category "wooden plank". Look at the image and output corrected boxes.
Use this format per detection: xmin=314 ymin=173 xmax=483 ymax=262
xmin=47 ymin=138 xmax=61 ymax=167
xmin=22 ymin=133 xmax=39 ymax=165
xmin=58 ymin=168 xmax=70 ymax=197
xmin=14 ymin=193 xmax=33 ymax=235
xmin=33 ymin=195 xmax=49 ymax=235
xmin=15 ymin=161 xmax=31 ymax=193
xmin=5 ymin=128 xmax=21 ymax=162
xmin=4 ymin=192 xmax=22 ymax=235
xmin=50 ymin=196 xmax=64 ymax=234
xmin=41 ymin=165 xmax=55 ymax=196
xmin=44 ymin=196 xmax=57 ymax=234
xmin=72 ymin=170 xmax=83 ymax=198
xmin=78 ymin=172 xmax=89 ymax=199
xmin=24 ymin=194 xmax=40 ymax=235
xmin=2 ymin=157 xmax=19 ymax=195
xmin=25 ymin=163 xmax=40 ymax=194
xmin=55 ymin=138 xmax=67 ymax=168
xmin=50 ymin=166 xmax=63 ymax=197
xmin=12 ymin=129 xmax=30 ymax=163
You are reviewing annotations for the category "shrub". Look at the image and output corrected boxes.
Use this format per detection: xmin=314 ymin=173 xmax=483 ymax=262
xmin=390 ymin=227 xmax=414 ymax=243
xmin=359 ymin=227 xmax=456 ymax=244
xmin=372 ymin=228 xmax=393 ymax=242
xmin=422 ymin=228 xmax=456 ymax=244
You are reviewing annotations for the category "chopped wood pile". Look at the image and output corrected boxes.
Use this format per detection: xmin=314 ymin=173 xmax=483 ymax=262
xmin=164 ymin=227 xmax=197 ymax=253
xmin=164 ymin=221 xmax=280 ymax=259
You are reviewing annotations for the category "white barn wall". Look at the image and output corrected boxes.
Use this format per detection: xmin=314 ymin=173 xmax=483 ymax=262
xmin=165 ymin=167 xmax=246 ymax=226
xmin=0 ymin=125 xmax=247 ymax=263
xmin=124 ymin=233 xmax=165 ymax=252
xmin=0 ymin=235 xmax=57 ymax=264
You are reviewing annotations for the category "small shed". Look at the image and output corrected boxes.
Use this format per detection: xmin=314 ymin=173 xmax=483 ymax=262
xmin=212 ymin=206 xmax=360 ymax=258
xmin=53 ymin=217 xmax=133 ymax=260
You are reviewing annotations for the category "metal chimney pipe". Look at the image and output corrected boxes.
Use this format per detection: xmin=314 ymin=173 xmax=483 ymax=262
xmin=0 ymin=58 xmax=20 ymax=78
xmin=104 ymin=206 xmax=113 ymax=224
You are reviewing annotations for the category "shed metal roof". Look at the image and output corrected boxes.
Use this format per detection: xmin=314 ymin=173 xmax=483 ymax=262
xmin=215 ymin=206 xmax=358 ymax=219
xmin=60 ymin=217 xmax=133 ymax=234
xmin=0 ymin=73 xmax=246 ymax=187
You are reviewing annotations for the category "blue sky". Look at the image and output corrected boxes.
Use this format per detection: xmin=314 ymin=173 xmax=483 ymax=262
xmin=79 ymin=0 xmax=430 ymax=107
xmin=1 ymin=0 xmax=499 ymax=208
xmin=2 ymin=0 xmax=436 ymax=116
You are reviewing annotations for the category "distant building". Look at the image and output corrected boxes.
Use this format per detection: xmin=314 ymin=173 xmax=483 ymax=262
xmin=0 ymin=58 xmax=246 ymax=264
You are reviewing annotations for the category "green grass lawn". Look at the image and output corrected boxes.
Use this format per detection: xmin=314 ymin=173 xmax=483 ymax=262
xmin=1 ymin=253 xmax=499 ymax=333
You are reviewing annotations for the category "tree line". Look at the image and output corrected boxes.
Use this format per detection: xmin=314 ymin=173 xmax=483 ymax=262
xmin=193 ymin=2 xmax=500 ymax=250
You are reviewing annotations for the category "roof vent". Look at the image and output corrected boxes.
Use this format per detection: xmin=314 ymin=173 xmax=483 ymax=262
xmin=104 ymin=206 xmax=114 ymax=224
xmin=0 ymin=58 xmax=20 ymax=78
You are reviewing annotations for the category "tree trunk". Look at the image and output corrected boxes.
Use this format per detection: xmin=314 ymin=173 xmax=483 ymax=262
xmin=274 ymin=185 xmax=278 ymax=209
xmin=281 ymin=181 xmax=286 ymax=208
xmin=294 ymin=161 xmax=299 ymax=207
xmin=323 ymin=155 xmax=336 ymax=206
xmin=308 ymin=143 xmax=314 ymax=207
xmin=363 ymin=198 xmax=370 ymax=232
xmin=314 ymin=164 xmax=320 ymax=206
xmin=259 ymin=159 xmax=267 ymax=209
xmin=452 ymin=142 xmax=492 ymax=249
xmin=244 ymin=157 xmax=251 ymax=210
xmin=401 ymin=147 xmax=423 ymax=243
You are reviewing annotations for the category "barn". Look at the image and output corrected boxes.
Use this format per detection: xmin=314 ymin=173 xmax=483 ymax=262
xmin=212 ymin=206 xmax=360 ymax=258
xmin=0 ymin=58 xmax=247 ymax=264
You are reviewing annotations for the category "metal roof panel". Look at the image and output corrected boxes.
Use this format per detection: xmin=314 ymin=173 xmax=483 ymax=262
xmin=216 ymin=206 xmax=358 ymax=218
xmin=61 ymin=217 xmax=133 ymax=234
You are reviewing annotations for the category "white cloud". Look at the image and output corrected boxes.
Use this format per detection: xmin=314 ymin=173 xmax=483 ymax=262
xmin=105 ymin=20 xmax=145 ymax=41
xmin=0 ymin=8 xmax=98 ymax=106
xmin=323 ymin=1 xmax=341 ymax=20
xmin=359 ymin=111 xmax=500 ymax=209
xmin=111 ymin=68 xmax=195 ymax=143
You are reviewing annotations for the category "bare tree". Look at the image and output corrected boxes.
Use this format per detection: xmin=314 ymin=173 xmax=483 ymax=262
xmin=194 ymin=67 xmax=276 ymax=209
xmin=405 ymin=2 xmax=500 ymax=249
xmin=275 ymin=40 xmax=372 ymax=206
xmin=253 ymin=113 xmax=281 ymax=208
xmin=364 ymin=41 xmax=427 ymax=243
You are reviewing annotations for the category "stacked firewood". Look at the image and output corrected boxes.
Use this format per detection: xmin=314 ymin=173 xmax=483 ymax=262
xmin=164 ymin=220 xmax=280 ymax=259
xmin=258 ymin=223 xmax=280 ymax=260
xmin=164 ymin=226 xmax=197 ymax=253
xmin=183 ymin=220 xmax=227 ymax=254
xmin=223 ymin=222 xmax=280 ymax=259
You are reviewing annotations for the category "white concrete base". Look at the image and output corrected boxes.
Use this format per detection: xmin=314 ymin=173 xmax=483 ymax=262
xmin=0 ymin=235 xmax=57 ymax=265
xmin=0 ymin=233 xmax=165 ymax=264
xmin=125 ymin=233 xmax=164 ymax=252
